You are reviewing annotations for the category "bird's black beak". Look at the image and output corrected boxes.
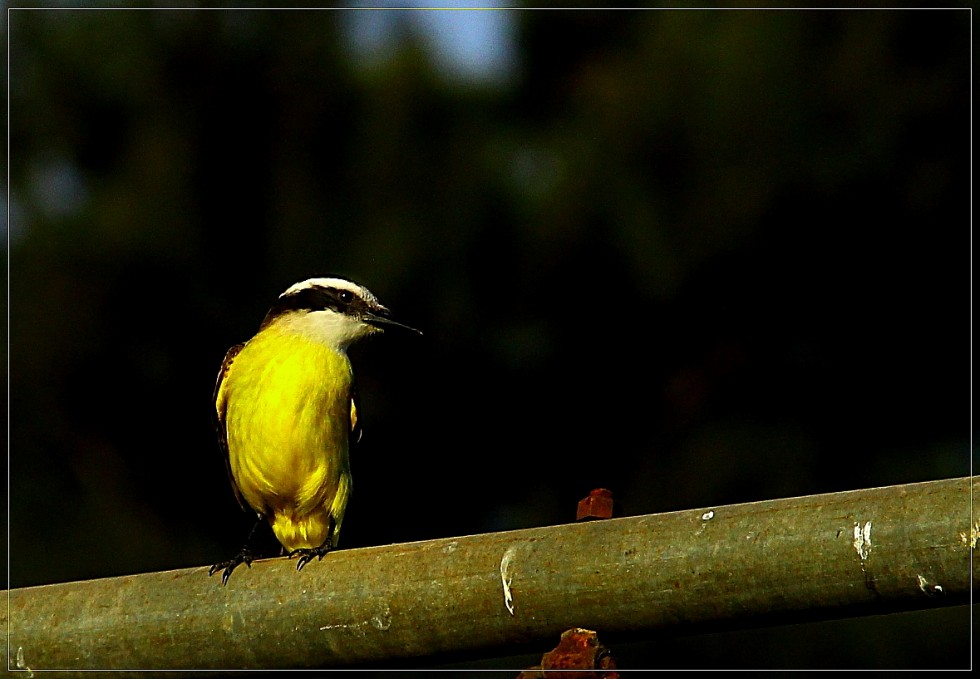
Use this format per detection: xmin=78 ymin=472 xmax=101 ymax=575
xmin=364 ymin=308 xmax=423 ymax=335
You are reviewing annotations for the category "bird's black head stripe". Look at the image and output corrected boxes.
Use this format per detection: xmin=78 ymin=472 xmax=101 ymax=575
xmin=259 ymin=284 xmax=383 ymax=329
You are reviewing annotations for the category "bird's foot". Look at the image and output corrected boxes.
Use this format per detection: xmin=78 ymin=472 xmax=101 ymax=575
xmin=287 ymin=543 xmax=333 ymax=571
xmin=209 ymin=548 xmax=254 ymax=585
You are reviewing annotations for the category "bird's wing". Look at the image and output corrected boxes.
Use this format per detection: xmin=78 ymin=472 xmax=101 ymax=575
xmin=213 ymin=342 xmax=248 ymax=512
xmin=349 ymin=381 xmax=363 ymax=445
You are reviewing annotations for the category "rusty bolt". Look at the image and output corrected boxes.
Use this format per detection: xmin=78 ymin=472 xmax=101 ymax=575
xmin=576 ymin=488 xmax=614 ymax=521
xmin=518 ymin=627 xmax=618 ymax=679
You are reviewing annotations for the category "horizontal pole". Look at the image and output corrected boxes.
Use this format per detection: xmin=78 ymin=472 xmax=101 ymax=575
xmin=3 ymin=476 xmax=974 ymax=673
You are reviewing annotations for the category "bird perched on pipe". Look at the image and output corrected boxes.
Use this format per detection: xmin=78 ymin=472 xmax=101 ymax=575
xmin=209 ymin=276 xmax=421 ymax=584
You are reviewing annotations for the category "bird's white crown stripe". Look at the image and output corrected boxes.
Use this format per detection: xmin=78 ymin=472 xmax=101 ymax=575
xmin=281 ymin=277 xmax=377 ymax=302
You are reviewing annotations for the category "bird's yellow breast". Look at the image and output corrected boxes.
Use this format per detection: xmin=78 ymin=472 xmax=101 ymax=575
xmin=219 ymin=327 xmax=353 ymax=529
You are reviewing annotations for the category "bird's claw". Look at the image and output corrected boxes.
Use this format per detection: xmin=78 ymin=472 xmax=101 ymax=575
xmin=209 ymin=550 xmax=254 ymax=585
xmin=287 ymin=544 xmax=332 ymax=571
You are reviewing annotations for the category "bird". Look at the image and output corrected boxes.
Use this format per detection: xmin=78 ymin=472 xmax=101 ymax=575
xmin=209 ymin=276 xmax=420 ymax=584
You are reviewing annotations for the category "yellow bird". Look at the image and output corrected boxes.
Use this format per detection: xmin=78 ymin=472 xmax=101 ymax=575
xmin=209 ymin=276 xmax=420 ymax=584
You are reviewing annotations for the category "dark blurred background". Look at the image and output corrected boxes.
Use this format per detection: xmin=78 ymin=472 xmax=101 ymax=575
xmin=4 ymin=4 xmax=971 ymax=670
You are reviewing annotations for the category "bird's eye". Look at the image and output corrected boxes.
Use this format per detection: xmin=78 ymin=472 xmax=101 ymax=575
xmin=337 ymin=290 xmax=354 ymax=304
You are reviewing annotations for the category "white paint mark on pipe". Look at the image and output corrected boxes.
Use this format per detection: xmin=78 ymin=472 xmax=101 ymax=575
xmin=916 ymin=574 xmax=944 ymax=596
xmin=852 ymin=520 xmax=872 ymax=561
xmin=320 ymin=603 xmax=392 ymax=633
xmin=371 ymin=604 xmax=392 ymax=631
xmin=959 ymin=519 xmax=980 ymax=549
xmin=16 ymin=646 xmax=34 ymax=677
xmin=500 ymin=545 xmax=518 ymax=616
xmin=319 ymin=622 xmax=351 ymax=631
xmin=320 ymin=619 xmax=369 ymax=633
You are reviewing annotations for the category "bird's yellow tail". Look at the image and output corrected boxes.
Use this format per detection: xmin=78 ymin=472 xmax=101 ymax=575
xmin=270 ymin=473 xmax=351 ymax=552
xmin=271 ymin=509 xmax=332 ymax=553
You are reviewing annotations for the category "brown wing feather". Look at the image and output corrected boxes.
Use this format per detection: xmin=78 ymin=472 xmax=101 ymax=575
xmin=213 ymin=343 xmax=248 ymax=512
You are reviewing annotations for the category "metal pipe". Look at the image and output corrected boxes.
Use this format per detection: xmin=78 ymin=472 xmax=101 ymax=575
xmin=4 ymin=476 xmax=974 ymax=673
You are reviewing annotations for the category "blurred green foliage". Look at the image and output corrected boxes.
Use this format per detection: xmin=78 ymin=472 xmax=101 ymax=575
xmin=5 ymin=6 xmax=970 ymax=669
